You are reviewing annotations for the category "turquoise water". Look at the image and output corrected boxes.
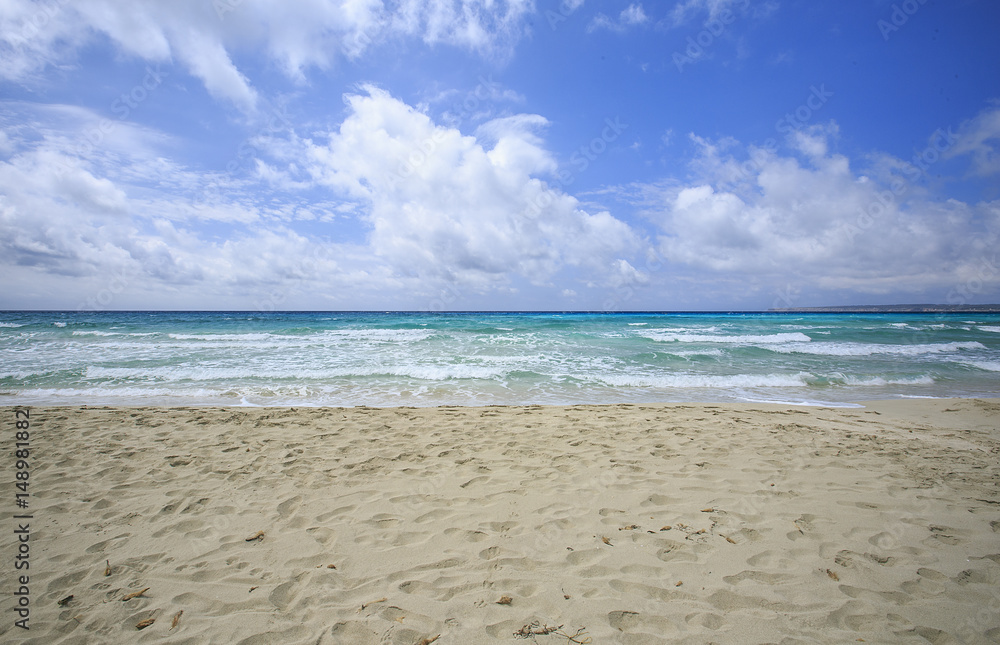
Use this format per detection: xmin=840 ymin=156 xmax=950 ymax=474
xmin=1 ymin=311 xmax=998 ymax=407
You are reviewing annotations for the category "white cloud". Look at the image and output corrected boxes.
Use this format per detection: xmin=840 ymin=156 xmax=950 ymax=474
xmin=0 ymin=88 xmax=645 ymax=308
xmin=668 ymin=0 xmax=747 ymax=27
xmin=640 ymin=126 xmax=1000 ymax=299
xmin=621 ymin=4 xmax=649 ymax=25
xmin=0 ymin=0 xmax=536 ymax=113
xmin=588 ymin=3 xmax=649 ymax=33
xmin=305 ymin=87 xmax=639 ymax=289
xmin=945 ymin=104 xmax=1000 ymax=177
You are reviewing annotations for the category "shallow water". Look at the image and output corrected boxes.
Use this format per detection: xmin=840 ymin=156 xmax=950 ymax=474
xmin=1 ymin=311 xmax=998 ymax=407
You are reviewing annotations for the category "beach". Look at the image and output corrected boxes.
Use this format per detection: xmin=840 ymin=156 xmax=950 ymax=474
xmin=2 ymin=398 xmax=998 ymax=644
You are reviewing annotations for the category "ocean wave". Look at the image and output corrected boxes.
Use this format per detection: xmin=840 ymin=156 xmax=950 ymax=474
xmin=167 ymin=333 xmax=286 ymax=341
xmin=662 ymin=349 xmax=725 ymax=358
xmin=842 ymin=375 xmax=936 ymax=386
xmin=0 ymin=322 xmax=24 ymax=328
xmin=84 ymin=363 xmax=506 ymax=381
xmin=321 ymin=329 xmax=434 ymax=342
xmin=53 ymin=322 xmax=67 ymax=327
xmin=769 ymin=341 xmax=985 ymax=356
xmin=640 ymin=331 xmax=811 ymax=344
xmin=10 ymin=386 xmax=226 ymax=401
xmin=0 ymin=369 xmax=56 ymax=380
xmin=960 ymin=361 xmax=1000 ymax=372
xmin=72 ymin=330 xmax=122 ymax=336
xmin=593 ymin=372 xmax=811 ymax=389
xmin=979 ymin=326 xmax=1000 ymax=333
xmin=737 ymin=397 xmax=865 ymax=408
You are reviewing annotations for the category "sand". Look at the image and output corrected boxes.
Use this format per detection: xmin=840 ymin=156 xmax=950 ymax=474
xmin=1 ymin=399 xmax=998 ymax=644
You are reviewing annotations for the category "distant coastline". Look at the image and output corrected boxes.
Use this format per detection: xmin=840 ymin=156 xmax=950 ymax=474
xmin=769 ymin=304 xmax=1000 ymax=313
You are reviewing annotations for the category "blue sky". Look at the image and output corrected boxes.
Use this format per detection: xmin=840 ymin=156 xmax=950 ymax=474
xmin=1 ymin=0 xmax=998 ymax=311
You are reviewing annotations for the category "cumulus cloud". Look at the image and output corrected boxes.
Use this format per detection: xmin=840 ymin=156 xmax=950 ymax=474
xmin=0 ymin=101 xmax=359 ymax=308
xmin=305 ymin=86 xmax=639 ymax=290
xmin=641 ymin=124 xmax=1000 ymax=300
xmin=0 ymin=88 xmax=644 ymax=308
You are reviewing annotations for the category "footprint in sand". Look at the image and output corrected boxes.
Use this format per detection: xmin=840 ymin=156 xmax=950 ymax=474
xmin=685 ymin=612 xmax=725 ymax=630
xmin=276 ymin=495 xmax=302 ymax=519
xmin=443 ymin=528 xmax=489 ymax=542
xmin=607 ymin=610 xmax=678 ymax=636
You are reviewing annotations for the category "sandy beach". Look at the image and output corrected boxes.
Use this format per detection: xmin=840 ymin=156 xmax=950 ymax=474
xmin=2 ymin=399 xmax=998 ymax=644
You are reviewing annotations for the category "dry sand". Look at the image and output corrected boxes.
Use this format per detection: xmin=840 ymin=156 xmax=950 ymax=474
xmin=1 ymin=399 xmax=999 ymax=644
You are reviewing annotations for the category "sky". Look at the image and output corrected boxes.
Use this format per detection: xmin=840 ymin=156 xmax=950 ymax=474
xmin=1 ymin=0 xmax=999 ymax=311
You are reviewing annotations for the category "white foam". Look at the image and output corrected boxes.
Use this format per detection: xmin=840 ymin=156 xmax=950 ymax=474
xmin=0 ymin=322 xmax=24 ymax=328
xmin=978 ymin=326 xmax=1000 ymax=333
xmin=842 ymin=375 xmax=936 ymax=386
xmin=321 ymin=329 xmax=433 ymax=342
xmin=627 ymin=322 xmax=648 ymax=326
xmin=84 ymin=363 xmax=508 ymax=381
xmin=961 ymin=361 xmax=1000 ymax=372
xmin=664 ymin=349 xmax=725 ymax=358
xmin=738 ymin=397 xmax=865 ymax=408
xmin=639 ymin=331 xmax=811 ymax=344
xmin=769 ymin=341 xmax=984 ymax=357
xmin=53 ymin=322 xmax=67 ymax=327
xmin=72 ymin=330 xmax=122 ymax=336
xmin=167 ymin=333 xmax=281 ymax=341
xmin=0 ymin=369 xmax=53 ymax=379
xmin=594 ymin=372 xmax=812 ymax=389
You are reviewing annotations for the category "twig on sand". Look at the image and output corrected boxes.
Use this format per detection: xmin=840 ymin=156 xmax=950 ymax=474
xmin=514 ymin=622 xmax=591 ymax=643
xmin=121 ymin=587 xmax=149 ymax=601
xmin=515 ymin=622 xmax=561 ymax=638
xmin=360 ymin=597 xmax=387 ymax=611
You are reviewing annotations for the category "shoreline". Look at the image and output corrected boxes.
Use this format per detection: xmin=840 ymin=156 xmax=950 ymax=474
xmin=2 ymin=399 xmax=998 ymax=643
xmin=5 ymin=393 xmax=999 ymax=410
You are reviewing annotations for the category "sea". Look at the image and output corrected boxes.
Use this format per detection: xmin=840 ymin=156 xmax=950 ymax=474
xmin=1 ymin=311 xmax=998 ymax=408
